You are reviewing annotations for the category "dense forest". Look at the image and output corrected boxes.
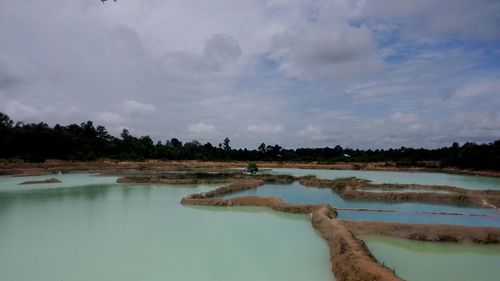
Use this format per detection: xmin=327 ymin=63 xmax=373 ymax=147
xmin=1 ymin=112 xmax=499 ymax=170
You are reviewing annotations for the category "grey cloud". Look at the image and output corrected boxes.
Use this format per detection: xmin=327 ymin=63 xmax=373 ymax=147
xmin=204 ymin=33 xmax=242 ymax=67
xmin=353 ymin=0 xmax=500 ymax=40
xmin=161 ymin=33 xmax=242 ymax=79
xmin=0 ymin=64 xmax=21 ymax=90
xmin=108 ymin=27 xmax=146 ymax=58
xmin=270 ymin=22 xmax=382 ymax=79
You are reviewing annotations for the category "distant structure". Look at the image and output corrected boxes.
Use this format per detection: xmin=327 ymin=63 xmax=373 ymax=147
xmin=101 ymin=0 xmax=116 ymax=3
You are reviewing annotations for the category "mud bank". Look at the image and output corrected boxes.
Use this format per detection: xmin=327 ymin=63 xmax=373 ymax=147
xmin=300 ymin=177 xmax=500 ymax=209
xmin=311 ymin=207 xmax=403 ymax=281
xmin=116 ymin=172 xmax=235 ymax=185
xmin=338 ymin=220 xmax=500 ymax=244
xmin=19 ymin=178 xmax=61 ymax=185
xmin=116 ymin=173 xmax=297 ymax=185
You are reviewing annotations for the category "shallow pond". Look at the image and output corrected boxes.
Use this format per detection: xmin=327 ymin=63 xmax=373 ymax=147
xmin=225 ymin=182 xmax=500 ymax=227
xmin=361 ymin=235 xmax=500 ymax=281
xmin=0 ymin=174 xmax=332 ymax=281
xmin=357 ymin=188 xmax=453 ymax=194
xmin=267 ymin=168 xmax=500 ymax=190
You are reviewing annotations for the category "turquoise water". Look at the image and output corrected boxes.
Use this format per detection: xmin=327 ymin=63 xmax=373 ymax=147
xmin=0 ymin=173 xmax=118 ymax=192
xmin=226 ymin=182 xmax=500 ymax=227
xmin=357 ymin=188 xmax=452 ymax=194
xmin=0 ymin=174 xmax=333 ymax=281
xmin=361 ymin=235 xmax=500 ymax=281
xmin=267 ymin=168 xmax=500 ymax=190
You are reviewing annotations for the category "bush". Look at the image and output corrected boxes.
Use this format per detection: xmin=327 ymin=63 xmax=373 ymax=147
xmin=246 ymin=162 xmax=258 ymax=174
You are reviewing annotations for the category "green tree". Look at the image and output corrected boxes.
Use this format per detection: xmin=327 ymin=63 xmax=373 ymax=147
xmin=223 ymin=137 xmax=231 ymax=151
xmin=246 ymin=162 xmax=258 ymax=174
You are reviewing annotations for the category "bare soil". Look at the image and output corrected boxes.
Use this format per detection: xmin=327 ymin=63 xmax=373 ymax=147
xmin=1 ymin=159 xmax=499 ymax=177
xmin=19 ymin=178 xmax=61 ymax=185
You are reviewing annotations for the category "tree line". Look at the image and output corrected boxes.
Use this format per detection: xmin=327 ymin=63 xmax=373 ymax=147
xmin=0 ymin=112 xmax=498 ymax=170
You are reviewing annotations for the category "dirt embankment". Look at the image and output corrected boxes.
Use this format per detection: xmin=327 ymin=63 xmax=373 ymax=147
xmin=116 ymin=172 xmax=297 ymax=185
xmin=2 ymin=159 xmax=499 ymax=177
xmin=19 ymin=178 xmax=61 ymax=185
xmin=339 ymin=220 xmax=500 ymax=244
xmin=299 ymin=177 xmax=500 ymax=209
xmin=312 ymin=207 xmax=403 ymax=281
xmin=116 ymin=172 xmax=236 ymax=185
xmin=181 ymin=179 xmax=337 ymax=215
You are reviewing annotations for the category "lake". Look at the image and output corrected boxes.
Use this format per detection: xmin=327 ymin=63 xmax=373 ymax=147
xmin=1 ymin=169 xmax=499 ymax=281
xmin=0 ymin=174 xmax=332 ymax=281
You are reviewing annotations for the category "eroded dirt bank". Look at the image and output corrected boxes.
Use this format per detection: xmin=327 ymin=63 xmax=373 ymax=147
xmin=339 ymin=220 xmax=500 ymax=244
xmin=19 ymin=178 xmax=61 ymax=185
xmin=299 ymin=177 xmax=500 ymax=209
xmin=311 ymin=207 xmax=403 ymax=281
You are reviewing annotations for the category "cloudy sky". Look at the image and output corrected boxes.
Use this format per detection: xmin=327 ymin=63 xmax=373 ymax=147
xmin=1 ymin=0 xmax=499 ymax=149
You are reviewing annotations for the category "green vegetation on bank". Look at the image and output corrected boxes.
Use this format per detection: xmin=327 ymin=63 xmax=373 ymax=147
xmin=0 ymin=112 xmax=498 ymax=170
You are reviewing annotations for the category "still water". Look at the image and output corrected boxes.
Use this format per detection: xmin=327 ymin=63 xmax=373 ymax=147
xmin=361 ymin=235 xmax=500 ymax=281
xmin=226 ymin=182 xmax=500 ymax=227
xmin=0 ymin=174 xmax=332 ymax=281
xmin=267 ymin=168 xmax=500 ymax=190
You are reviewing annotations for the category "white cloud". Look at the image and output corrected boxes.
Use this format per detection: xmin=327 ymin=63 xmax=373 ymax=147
xmin=453 ymin=80 xmax=500 ymax=98
xmin=188 ymin=122 xmax=217 ymax=135
xmin=389 ymin=112 xmax=419 ymax=125
xmin=95 ymin=112 xmax=126 ymax=126
xmin=2 ymin=100 xmax=83 ymax=124
xmin=246 ymin=124 xmax=283 ymax=135
xmin=313 ymin=110 xmax=353 ymax=120
xmin=123 ymin=100 xmax=156 ymax=116
xmin=298 ymin=125 xmax=329 ymax=141
xmin=3 ymin=100 xmax=39 ymax=120
xmin=348 ymin=83 xmax=423 ymax=99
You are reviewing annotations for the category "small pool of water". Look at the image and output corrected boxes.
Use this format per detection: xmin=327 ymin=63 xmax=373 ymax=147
xmin=360 ymin=235 xmax=500 ymax=281
xmin=357 ymin=188 xmax=453 ymax=194
xmin=267 ymin=168 xmax=500 ymax=190
xmin=225 ymin=182 xmax=500 ymax=227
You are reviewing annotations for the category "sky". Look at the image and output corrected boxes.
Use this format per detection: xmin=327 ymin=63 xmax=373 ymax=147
xmin=1 ymin=0 xmax=499 ymax=149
